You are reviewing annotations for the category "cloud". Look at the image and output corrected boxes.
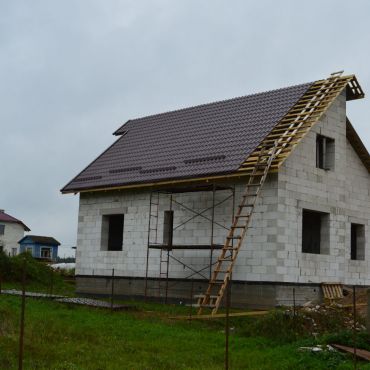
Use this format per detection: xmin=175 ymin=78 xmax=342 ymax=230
xmin=1 ymin=0 xmax=369 ymax=256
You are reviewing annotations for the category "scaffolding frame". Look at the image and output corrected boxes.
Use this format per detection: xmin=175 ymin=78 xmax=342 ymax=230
xmin=144 ymin=183 xmax=235 ymax=303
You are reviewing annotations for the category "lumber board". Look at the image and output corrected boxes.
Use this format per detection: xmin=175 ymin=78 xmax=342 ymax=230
xmin=171 ymin=310 xmax=269 ymax=320
xmin=340 ymin=303 xmax=367 ymax=308
xmin=331 ymin=344 xmax=370 ymax=361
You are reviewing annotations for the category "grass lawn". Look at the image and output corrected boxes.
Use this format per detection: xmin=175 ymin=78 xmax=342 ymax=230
xmin=0 ymin=294 xmax=367 ymax=370
xmin=0 ymin=280 xmax=76 ymax=296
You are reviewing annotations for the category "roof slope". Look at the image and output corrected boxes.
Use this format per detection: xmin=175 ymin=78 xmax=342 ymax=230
xmin=0 ymin=211 xmax=30 ymax=231
xmin=346 ymin=118 xmax=370 ymax=172
xmin=19 ymin=235 xmax=60 ymax=245
xmin=62 ymin=82 xmax=312 ymax=192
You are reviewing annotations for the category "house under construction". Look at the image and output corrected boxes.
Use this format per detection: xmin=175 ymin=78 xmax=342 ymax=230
xmin=62 ymin=72 xmax=370 ymax=313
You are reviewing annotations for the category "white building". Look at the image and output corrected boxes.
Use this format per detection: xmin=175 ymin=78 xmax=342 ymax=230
xmin=0 ymin=210 xmax=30 ymax=256
xmin=62 ymin=73 xmax=370 ymax=308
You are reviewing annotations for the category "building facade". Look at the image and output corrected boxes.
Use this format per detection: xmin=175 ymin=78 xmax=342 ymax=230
xmin=62 ymin=74 xmax=370 ymax=307
xmin=0 ymin=210 xmax=30 ymax=256
xmin=19 ymin=235 xmax=60 ymax=261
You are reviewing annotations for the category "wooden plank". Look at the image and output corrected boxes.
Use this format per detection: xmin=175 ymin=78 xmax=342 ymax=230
xmin=282 ymin=110 xmax=326 ymax=119
xmin=331 ymin=344 xmax=370 ymax=361
xmin=287 ymin=98 xmax=341 ymax=112
xmin=171 ymin=310 xmax=269 ymax=320
xmin=340 ymin=303 xmax=367 ymax=308
xmin=321 ymin=283 xmax=343 ymax=299
xmin=269 ymin=127 xmax=311 ymax=134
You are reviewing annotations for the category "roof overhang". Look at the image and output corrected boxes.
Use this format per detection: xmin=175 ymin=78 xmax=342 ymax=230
xmin=0 ymin=219 xmax=30 ymax=231
xmin=62 ymin=73 xmax=367 ymax=195
xmin=62 ymin=171 xmax=256 ymax=194
xmin=346 ymin=118 xmax=370 ymax=173
xmin=345 ymin=75 xmax=365 ymax=101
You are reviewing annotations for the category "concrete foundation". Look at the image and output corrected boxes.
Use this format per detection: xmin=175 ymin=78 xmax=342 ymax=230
xmin=76 ymin=275 xmax=322 ymax=309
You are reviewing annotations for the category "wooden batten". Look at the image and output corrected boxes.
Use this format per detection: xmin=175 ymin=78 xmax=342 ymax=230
xmin=237 ymin=74 xmax=365 ymax=175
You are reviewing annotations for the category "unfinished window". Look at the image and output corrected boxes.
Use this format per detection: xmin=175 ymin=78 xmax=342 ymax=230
xmin=101 ymin=214 xmax=124 ymax=251
xmin=40 ymin=247 xmax=51 ymax=259
xmin=0 ymin=225 xmax=4 ymax=235
xmin=316 ymin=135 xmax=335 ymax=170
xmin=351 ymin=223 xmax=365 ymax=260
xmin=302 ymin=209 xmax=330 ymax=254
xmin=163 ymin=210 xmax=174 ymax=247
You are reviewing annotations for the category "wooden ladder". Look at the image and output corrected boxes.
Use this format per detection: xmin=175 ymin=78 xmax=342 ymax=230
xmin=197 ymin=143 xmax=278 ymax=315
xmin=197 ymin=71 xmax=351 ymax=315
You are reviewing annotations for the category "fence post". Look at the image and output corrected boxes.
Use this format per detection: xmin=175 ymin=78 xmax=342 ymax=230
xmin=110 ymin=268 xmax=115 ymax=311
xmin=225 ymin=277 xmax=230 ymax=370
xmin=18 ymin=257 xmax=26 ymax=370
xmin=50 ymin=267 xmax=54 ymax=296
xmin=189 ymin=278 xmax=194 ymax=323
xmin=353 ymin=286 xmax=357 ymax=370
xmin=366 ymin=289 xmax=370 ymax=334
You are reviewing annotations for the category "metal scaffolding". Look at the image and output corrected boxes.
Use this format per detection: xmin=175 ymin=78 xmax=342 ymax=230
xmin=144 ymin=183 xmax=235 ymax=303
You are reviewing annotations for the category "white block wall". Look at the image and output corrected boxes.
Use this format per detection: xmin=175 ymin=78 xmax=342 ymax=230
xmin=0 ymin=222 xmax=25 ymax=256
xmin=277 ymin=90 xmax=370 ymax=285
xmin=76 ymin=176 xmax=280 ymax=281
xmin=76 ymin=91 xmax=370 ymax=286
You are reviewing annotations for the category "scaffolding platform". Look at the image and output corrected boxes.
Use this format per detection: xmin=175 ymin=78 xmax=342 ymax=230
xmin=149 ymin=244 xmax=223 ymax=250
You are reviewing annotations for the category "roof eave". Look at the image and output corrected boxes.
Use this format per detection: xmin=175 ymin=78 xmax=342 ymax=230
xmin=346 ymin=118 xmax=370 ymax=173
xmin=345 ymin=75 xmax=365 ymax=101
xmin=0 ymin=219 xmax=30 ymax=231
xmin=60 ymin=170 xmax=270 ymax=194
xmin=22 ymin=223 xmax=31 ymax=232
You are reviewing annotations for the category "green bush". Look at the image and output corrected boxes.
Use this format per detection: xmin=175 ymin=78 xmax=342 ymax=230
xmin=58 ymin=268 xmax=75 ymax=278
xmin=239 ymin=306 xmax=368 ymax=348
xmin=240 ymin=310 xmax=310 ymax=343
xmin=0 ymin=250 xmax=11 ymax=278
xmin=0 ymin=252 xmax=63 ymax=286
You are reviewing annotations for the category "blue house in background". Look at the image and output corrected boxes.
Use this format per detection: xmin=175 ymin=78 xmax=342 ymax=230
xmin=18 ymin=235 xmax=60 ymax=261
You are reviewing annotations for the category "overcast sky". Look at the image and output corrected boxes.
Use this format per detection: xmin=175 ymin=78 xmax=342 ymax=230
xmin=1 ymin=1 xmax=369 ymax=257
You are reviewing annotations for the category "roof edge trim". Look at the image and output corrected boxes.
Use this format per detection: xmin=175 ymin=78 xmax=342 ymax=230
xmin=61 ymin=171 xmax=271 ymax=194
xmin=346 ymin=118 xmax=370 ymax=173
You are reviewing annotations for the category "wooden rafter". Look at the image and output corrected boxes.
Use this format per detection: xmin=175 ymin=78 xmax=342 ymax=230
xmin=238 ymin=73 xmax=365 ymax=175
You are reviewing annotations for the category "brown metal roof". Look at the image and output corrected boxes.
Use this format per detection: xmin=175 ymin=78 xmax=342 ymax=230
xmin=0 ymin=211 xmax=30 ymax=231
xmin=62 ymin=82 xmax=313 ymax=193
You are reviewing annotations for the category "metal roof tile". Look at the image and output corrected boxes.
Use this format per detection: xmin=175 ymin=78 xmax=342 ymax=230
xmin=62 ymin=81 xmax=312 ymax=192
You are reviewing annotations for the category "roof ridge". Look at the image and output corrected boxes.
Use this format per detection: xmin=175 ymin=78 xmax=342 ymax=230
xmin=114 ymin=80 xmax=314 ymax=135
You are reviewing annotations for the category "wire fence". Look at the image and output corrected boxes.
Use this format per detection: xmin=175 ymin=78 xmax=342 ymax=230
xmin=0 ymin=259 xmax=366 ymax=370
